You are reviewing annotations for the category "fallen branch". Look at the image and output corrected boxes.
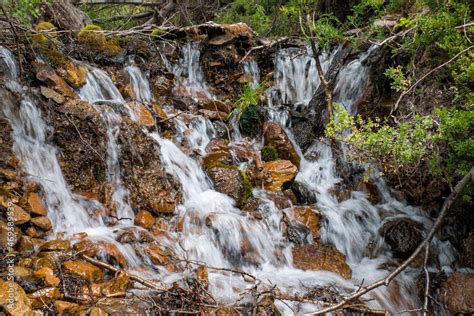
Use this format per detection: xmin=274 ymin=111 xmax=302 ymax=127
xmin=305 ymin=166 xmax=474 ymax=315
xmin=391 ymin=45 xmax=474 ymax=114
xmin=239 ymin=37 xmax=290 ymax=63
xmin=80 ymin=254 xmax=166 ymax=292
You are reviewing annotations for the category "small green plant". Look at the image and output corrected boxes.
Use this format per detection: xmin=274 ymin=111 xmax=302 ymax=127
xmin=10 ymin=0 xmax=43 ymax=26
xmin=261 ymin=146 xmax=278 ymax=161
xmin=233 ymin=82 xmax=264 ymax=119
xmin=385 ymin=66 xmax=411 ymax=92
xmin=239 ymin=104 xmax=261 ymax=137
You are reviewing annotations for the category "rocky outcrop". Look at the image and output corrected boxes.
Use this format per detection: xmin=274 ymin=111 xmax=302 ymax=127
xmin=292 ymin=243 xmax=352 ymax=279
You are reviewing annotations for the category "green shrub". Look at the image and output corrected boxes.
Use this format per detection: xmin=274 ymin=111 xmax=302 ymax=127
xmin=261 ymin=146 xmax=278 ymax=161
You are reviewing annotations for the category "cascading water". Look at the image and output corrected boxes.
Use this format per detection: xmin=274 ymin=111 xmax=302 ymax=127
xmin=172 ymin=42 xmax=214 ymax=100
xmin=0 ymin=46 xmax=19 ymax=80
xmin=79 ymin=66 xmax=135 ymax=222
xmin=242 ymin=59 xmax=260 ymax=88
xmin=124 ymin=59 xmax=153 ymax=103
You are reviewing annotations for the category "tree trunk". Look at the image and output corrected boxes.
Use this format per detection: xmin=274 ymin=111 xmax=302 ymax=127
xmin=41 ymin=0 xmax=91 ymax=30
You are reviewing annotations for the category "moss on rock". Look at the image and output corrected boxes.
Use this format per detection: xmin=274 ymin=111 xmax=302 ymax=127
xmin=78 ymin=24 xmax=122 ymax=58
xmin=33 ymin=22 xmax=56 ymax=44
xmin=261 ymin=145 xmax=278 ymax=162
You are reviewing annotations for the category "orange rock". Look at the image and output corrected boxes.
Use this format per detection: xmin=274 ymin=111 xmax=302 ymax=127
xmin=263 ymin=121 xmax=300 ymax=168
xmin=63 ymin=260 xmax=104 ymax=283
xmin=292 ymin=243 xmax=352 ymax=279
xmin=262 ymin=160 xmax=298 ymax=192
xmin=0 ymin=281 xmax=32 ymax=315
xmin=145 ymin=243 xmax=175 ymax=272
xmin=152 ymin=103 xmax=168 ymax=121
xmin=34 ymin=267 xmax=60 ymax=287
xmin=28 ymin=287 xmax=62 ymax=309
xmin=40 ymin=239 xmax=70 ymax=251
xmin=292 ymin=207 xmax=321 ymax=239
xmin=33 ymin=61 xmax=76 ymax=98
xmin=97 ymin=241 xmax=128 ymax=269
xmin=127 ymin=102 xmax=155 ymax=127
xmin=40 ymin=86 xmax=65 ymax=104
xmin=31 ymin=216 xmax=53 ymax=231
xmin=90 ymin=307 xmax=109 ymax=316
xmin=196 ymin=266 xmax=209 ymax=290
xmin=9 ymin=204 xmax=31 ymax=225
xmin=100 ymin=272 xmax=130 ymax=296
xmin=28 ymin=193 xmax=48 ymax=216
xmin=73 ymin=239 xmax=100 ymax=257
xmin=135 ymin=210 xmax=155 ymax=229
xmin=54 ymin=300 xmax=81 ymax=315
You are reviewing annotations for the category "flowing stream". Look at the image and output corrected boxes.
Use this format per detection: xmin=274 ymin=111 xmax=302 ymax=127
xmin=0 ymin=44 xmax=458 ymax=315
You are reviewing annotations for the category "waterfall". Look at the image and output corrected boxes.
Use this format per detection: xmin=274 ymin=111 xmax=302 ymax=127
xmin=79 ymin=65 xmax=125 ymax=104
xmin=173 ymin=42 xmax=214 ymax=100
xmin=124 ymin=60 xmax=153 ymax=103
xmin=0 ymin=46 xmax=19 ymax=80
xmin=79 ymin=66 xmax=134 ymax=222
xmin=2 ymin=93 xmax=100 ymax=233
xmin=242 ymin=59 xmax=260 ymax=88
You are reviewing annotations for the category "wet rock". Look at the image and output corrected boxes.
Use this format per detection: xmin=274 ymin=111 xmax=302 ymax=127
xmin=27 ymin=193 xmax=48 ymax=216
xmin=145 ymin=243 xmax=175 ymax=272
xmin=90 ymin=307 xmax=108 ymax=316
xmin=54 ymin=300 xmax=82 ymax=314
xmin=355 ymin=180 xmax=381 ymax=204
xmin=198 ymin=109 xmax=228 ymax=121
xmin=0 ymin=281 xmax=32 ymax=315
xmin=0 ymin=220 xmax=21 ymax=248
xmin=292 ymin=207 xmax=321 ymax=239
xmin=203 ymin=139 xmax=231 ymax=168
xmin=127 ymin=102 xmax=155 ymax=127
xmin=9 ymin=204 xmax=31 ymax=225
xmin=63 ymin=260 xmax=104 ymax=283
xmin=291 ymin=181 xmax=318 ymax=204
xmin=34 ymin=267 xmax=60 ymax=287
xmin=134 ymin=210 xmax=155 ymax=229
xmin=100 ymin=272 xmax=130 ymax=296
xmin=26 ymin=226 xmax=41 ymax=238
xmin=95 ymin=298 xmax=150 ymax=315
xmin=30 ymin=216 xmax=52 ymax=231
xmin=380 ymin=218 xmax=424 ymax=259
xmin=28 ymin=287 xmax=62 ymax=309
xmin=201 ymin=99 xmax=232 ymax=114
xmin=212 ymin=121 xmax=229 ymax=139
xmin=73 ymin=239 xmax=99 ymax=257
xmin=292 ymin=243 xmax=352 ymax=279
xmin=17 ymin=236 xmax=35 ymax=252
xmin=33 ymin=61 xmax=76 ymax=98
xmin=97 ymin=241 xmax=129 ymax=269
xmin=40 ymin=239 xmax=70 ymax=252
xmin=266 ymin=191 xmax=293 ymax=209
xmin=196 ymin=266 xmax=209 ymax=290
xmin=206 ymin=165 xmax=252 ymax=206
xmin=439 ymin=272 xmax=474 ymax=314
xmin=262 ymin=160 xmax=298 ymax=192
xmin=40 ymin=86 xmax=65 ymax=104
xmin=287 ymin=221 xmax=312 ymax=245
xmin=263 ymin=122 xmax=300 ymax=168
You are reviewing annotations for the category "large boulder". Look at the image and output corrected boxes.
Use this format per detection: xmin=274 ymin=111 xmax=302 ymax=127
xmin=439 ymin=272 xmax=474 ymax=314
xmin=63 ymin=260 xmax=104 ymax=283
xmin=203 ymin=139 xmax=231 ymax=168
xmin=380 ymin=218 xmax=424 ymax=259
xmin=206 ymin=165 xmax=252 ymax=206
xmin=263 ymin=122 xmax=300 ymax=168
xmin=261 ymin=160 xmax=298 ymax=192
xmin=292 ymin=243 xmax=352 ymax=279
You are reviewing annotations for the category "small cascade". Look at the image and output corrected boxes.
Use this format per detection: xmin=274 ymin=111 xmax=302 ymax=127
xmin=267 ymin=47 xmax=331 ymax=108
xmin=124 ymin=59 xmax=153 ymax=103
xmin=2 ymin=93 xmax=99 ymax=233
xmin=173 ymin=42 xmax=214 ymax=100
xmin=79 ymin=65 xmax=134 ymax=222
xmin=0 ymin=46 xmax=19 ymax=80
xmin=333 ymin=46 xmax=376 ymax=113
xmin=79 ymin=65 xmax=125 ymax=104
xmin=242 ymin=59 xmax=260 ymax=88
